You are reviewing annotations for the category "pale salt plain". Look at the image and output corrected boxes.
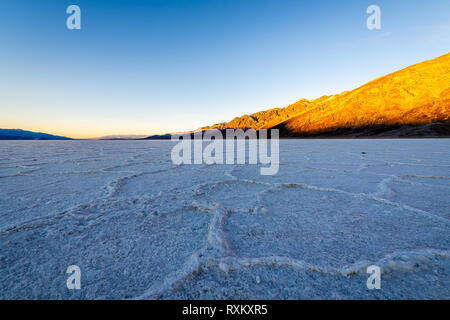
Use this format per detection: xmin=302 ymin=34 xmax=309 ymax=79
xmin=0 ymin=140 xmax=449 ymax=299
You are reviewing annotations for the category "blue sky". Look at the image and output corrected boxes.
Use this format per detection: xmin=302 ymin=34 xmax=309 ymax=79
xmin=0 ymin=0 xmax=449 ymax=138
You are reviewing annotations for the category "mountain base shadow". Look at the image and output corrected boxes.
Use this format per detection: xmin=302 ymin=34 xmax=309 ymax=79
xmin=273 ymin=122 xmax=450 ymax=138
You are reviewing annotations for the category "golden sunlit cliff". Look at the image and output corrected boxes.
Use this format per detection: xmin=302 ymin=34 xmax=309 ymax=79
xmin=200 ymin=53 xmax=450 ymax=137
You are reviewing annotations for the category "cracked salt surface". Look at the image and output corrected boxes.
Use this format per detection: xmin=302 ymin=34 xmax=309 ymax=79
xmin=0 ymin=139 xmax=449 ymax=299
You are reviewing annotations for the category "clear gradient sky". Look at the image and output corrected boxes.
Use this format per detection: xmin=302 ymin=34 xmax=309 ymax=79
xmin=1 ymin=0 xmax=449 ymax=138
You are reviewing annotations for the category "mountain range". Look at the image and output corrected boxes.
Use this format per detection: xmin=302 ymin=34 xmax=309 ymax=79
xmin=0 ymin=129 xmax=72 ymax=140
xmin=3 ymin=53 xmax=449 ymax=140
xmin=191 ymin=53 xmax=450 ymax=138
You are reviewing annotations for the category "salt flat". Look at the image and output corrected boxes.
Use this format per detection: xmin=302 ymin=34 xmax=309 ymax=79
xmin=0 ymin=140 xmax=449 ymax=299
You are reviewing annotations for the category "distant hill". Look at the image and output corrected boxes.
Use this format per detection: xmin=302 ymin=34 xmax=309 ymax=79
xmin=97 ymin=135 xmax=150 ymax=140
xmin=143 ymin=134 xmax=172 ymax=140
xmin=0 ymin=129 xmax=72 ymax=140
xmin=197 ymin=53 xmax=450 ymax=138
